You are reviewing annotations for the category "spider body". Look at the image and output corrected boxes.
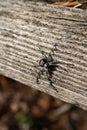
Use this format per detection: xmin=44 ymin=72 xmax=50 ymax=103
xmin=39 ymin=54 xmax=57 ymax=72
xmin=36 ymin=47 xmax=58 ymax=92
xmin=33 ymin=44 xmax=68 ymax=92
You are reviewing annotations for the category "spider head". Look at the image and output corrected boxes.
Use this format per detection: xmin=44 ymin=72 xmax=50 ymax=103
xmin=39 ymin=58 xmax=48 ymax=67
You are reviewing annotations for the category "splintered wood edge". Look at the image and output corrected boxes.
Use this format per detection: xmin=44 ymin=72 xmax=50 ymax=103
xmin=0 ymin=0 xmax=87 ymax=110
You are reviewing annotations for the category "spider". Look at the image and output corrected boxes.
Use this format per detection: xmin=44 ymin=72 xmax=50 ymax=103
xmin=33 ymin=43 xmax=59 ymax=92
xmin=33 ymin=43 xmax=68 ymax=92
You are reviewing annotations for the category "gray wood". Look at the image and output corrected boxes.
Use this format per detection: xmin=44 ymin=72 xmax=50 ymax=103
xmin=0 ymin=0 xmax=87 ymax=110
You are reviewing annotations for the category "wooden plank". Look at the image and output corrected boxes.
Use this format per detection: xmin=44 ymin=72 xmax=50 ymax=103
xmin=0 ymin=0 xmax=87 ymax=110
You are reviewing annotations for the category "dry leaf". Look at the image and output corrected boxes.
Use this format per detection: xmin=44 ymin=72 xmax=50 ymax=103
xmin=53 ymin=0 xmax=87 ymax=8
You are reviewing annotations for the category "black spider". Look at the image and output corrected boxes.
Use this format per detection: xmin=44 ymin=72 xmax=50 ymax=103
xmin=34 ymin=44 xmax=59 ymax=92
xmin=33 ymin=44 xmax=69 ymax=92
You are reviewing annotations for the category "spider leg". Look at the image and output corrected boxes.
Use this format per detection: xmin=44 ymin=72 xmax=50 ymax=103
xmin=50 ymin=43 xmax=57 ymax=56
xmin=46 ymin=69 xmax=58 ymax=92
xmin=47 ymin=53 xmax=54 ymax=62
xmin=36 ymin=71 xmax=40 ymax=84
xmin=38 ymin=45 xmax=47 ymax=58
xmin=36 ymin=69 xmax=44 ymax=84
xmin=58 ymin=65 xmax=68 ymax=72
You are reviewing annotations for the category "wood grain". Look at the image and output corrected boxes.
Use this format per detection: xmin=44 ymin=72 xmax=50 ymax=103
xmin=0 ymin=0 xmax=87 ymax=110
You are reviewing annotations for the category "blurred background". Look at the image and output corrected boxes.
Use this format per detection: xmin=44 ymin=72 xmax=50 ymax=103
xmin=0 ymin=75 xmax=87 ymax=130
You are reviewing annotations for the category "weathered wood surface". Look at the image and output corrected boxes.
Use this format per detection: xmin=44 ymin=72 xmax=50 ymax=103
xmin=0 ymin=0 xmax=87 ymax=110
